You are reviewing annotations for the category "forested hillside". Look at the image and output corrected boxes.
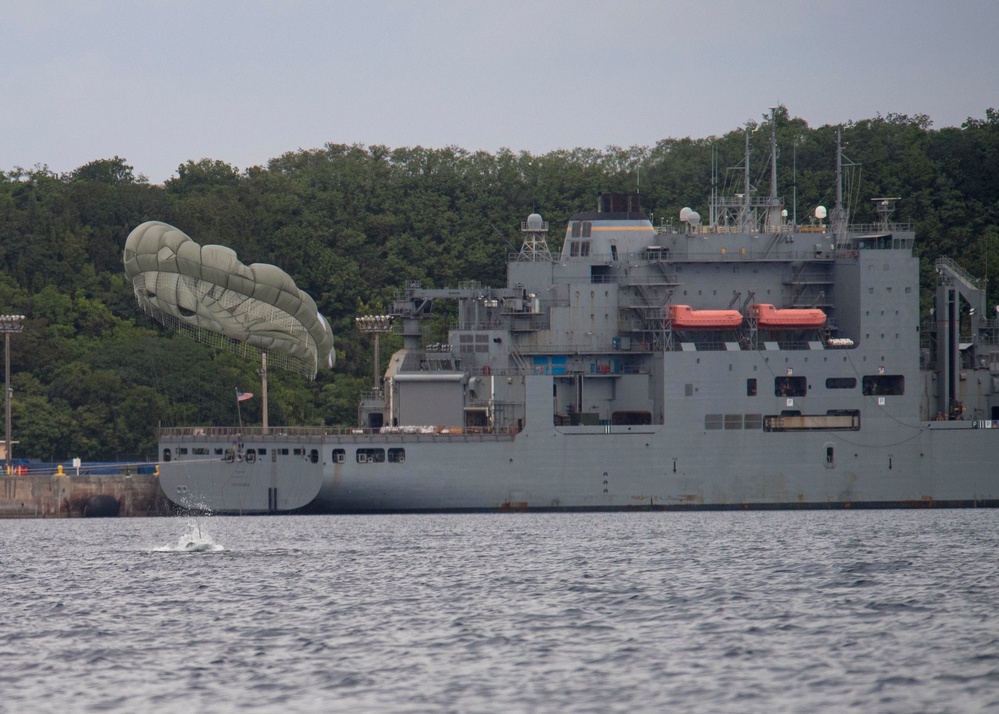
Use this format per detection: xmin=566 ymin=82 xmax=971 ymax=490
xmin=1 ymin=107 xmax=997 ymax=462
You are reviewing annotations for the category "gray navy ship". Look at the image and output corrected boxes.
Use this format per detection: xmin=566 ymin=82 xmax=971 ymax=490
xmin=155 ymin=129 xmax=999 ymax=513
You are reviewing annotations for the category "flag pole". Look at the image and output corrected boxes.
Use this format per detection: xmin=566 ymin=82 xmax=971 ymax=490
xmin=235 ymin=388 xmax=243 ymax=431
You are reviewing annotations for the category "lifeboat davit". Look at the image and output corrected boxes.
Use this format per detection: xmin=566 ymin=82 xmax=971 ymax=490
xmin=749 ymin=303 xmax=827 ymax=329
xmin=667 ymin=304 xmax=744 ymax=329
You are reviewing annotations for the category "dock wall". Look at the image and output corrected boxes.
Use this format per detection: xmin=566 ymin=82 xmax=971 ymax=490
xmin=0 ymin=471 xmax=172 ymax=518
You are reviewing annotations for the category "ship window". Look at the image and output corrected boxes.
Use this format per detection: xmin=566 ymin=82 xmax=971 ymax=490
xmin=357 ymin=448 xmax=386 ymax=464
xmin=279 ymin=448 xmax=289 ymax=456
xmin=310 ymin=449 xmax=319 ymax=464
xmin=163 ymin=448 xmax=172 ymax=462
xmin=388 ymin=448 xmax=406 ymax=463
xmin=705 ymin=414 xmax=723 ymax=430
xmin=774 ymin=376 xmax=807 ymax=397
xmin=612 ymin=411 xmax=651 ymax=425
xmin=571 ymin=222 xmax=581 ymax=238
xmin=570 ymin=241 xmax=580 ymax=257
xmin=258 ymin=448 xmax=267 ymax=455
xmin=245 ymin=449 xmax=256 ymax=464
xmin=747 ymin=378 xmax=757 ymax=396
xmin=826 ymin=377 xmax=857 ymax=389
xmin=862 ymin=374 xmax=904 ymax=395
xmin=826 ymin=446 xmax=835 ymax=466
xmin=611 ymin=245 xmax=618 ymax=261
xmin=580 ymin=241 xmax=590 ymax=257
xmin=178 ymin=447 xmax=188 ymax=455
xmin=193 ymin=447 xmax=209 ymax=455
xmin=294 ymin=448 xmax=305 ymax=456
xmin=332 ymin=449 xmax=346 ymax=463
xmin=214 ymin=448 xmax=223 ymax=455
xmin=582 ymin=222 xmax=592 ymax=238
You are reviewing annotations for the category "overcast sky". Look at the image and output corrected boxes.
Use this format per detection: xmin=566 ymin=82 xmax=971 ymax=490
xmin=3 ymin=0 xmax=997 ymax=184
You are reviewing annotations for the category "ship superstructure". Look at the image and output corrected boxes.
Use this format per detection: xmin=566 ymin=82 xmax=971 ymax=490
xmin=156 ymin=128 xmax=999 ymax=513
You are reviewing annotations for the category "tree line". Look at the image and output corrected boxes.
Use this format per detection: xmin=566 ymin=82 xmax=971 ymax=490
xmin=1 ymin=106 xmax=997 ymax=462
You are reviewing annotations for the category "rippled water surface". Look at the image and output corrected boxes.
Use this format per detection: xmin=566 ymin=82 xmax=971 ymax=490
xmin=2 ymin=511 xmax=998 ymax=712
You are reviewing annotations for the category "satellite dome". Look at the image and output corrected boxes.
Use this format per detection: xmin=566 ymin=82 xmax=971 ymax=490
xmin=527 ymin=213 xmax=544 ymax=230
xmin=815 ymin=205 xmax=828 ymax=220
xmin=687 ymin=211 xmax=701 ymax=226
xmin=679 ymin=207 xmax=693 ymax=222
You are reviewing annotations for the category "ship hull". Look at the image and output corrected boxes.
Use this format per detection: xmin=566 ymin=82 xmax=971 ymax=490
xmin=157 ymin=416 xmax=999 ymax=513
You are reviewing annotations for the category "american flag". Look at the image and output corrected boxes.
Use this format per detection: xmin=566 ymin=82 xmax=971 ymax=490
xmin=236 ymin=390 xmax=254 ymax=402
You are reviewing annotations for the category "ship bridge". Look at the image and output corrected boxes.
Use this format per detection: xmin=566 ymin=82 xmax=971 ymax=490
xmin=560 ymin=193 xmax=656 ymax=263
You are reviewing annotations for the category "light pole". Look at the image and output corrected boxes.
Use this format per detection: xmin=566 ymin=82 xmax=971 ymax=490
xmin=355 ymin=315 xmax=394 ymax=390
xmin=1 ymin=315 xmax=24 ymax=475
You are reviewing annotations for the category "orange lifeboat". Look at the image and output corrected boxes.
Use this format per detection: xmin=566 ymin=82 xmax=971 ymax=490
xmin=667 ymin=304 xmax=744 ymax=330
xmin=749 ymin=303 xmax=827 ymax=329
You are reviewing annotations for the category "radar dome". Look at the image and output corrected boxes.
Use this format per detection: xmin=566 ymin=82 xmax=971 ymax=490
xmin=687 ymin=211 xmax=701 ymax=226
xmin=679 ymin=207 xmax=693 ymax=222
xmin=526 ymin=213 xmax=544 ymax=230
xmin=815 ymin=205 xmax=828 ymax=220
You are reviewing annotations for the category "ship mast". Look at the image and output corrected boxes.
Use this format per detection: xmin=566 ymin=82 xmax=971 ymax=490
xmin=831 ymin=128 xmax=850 ymax=240
xmin=764 ymin=107 xmax=784 ymax=231
xmin=741 ymin=130 xmax=752 ymax=230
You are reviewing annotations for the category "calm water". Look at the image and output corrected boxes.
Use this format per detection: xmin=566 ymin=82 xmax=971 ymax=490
xmin=1 ymin=510 xmax=998 ymax=713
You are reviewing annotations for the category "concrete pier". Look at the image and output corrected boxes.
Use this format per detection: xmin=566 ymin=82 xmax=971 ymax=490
xmin=0 ymin=470 xmax=172 ymax=518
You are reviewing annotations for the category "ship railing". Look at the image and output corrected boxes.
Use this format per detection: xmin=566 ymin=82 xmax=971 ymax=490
xmin=158 ymin=425 xmax=521 ymax=439
xmin=511 ymin=342 xmax=653 ymax=355
xmin=848 ymin=222 xmax=914 ymax=234
xmin=160 ymin=426 xmax=332 ymax=439
xmin=645 ymin=248 xmax=838 ymax=263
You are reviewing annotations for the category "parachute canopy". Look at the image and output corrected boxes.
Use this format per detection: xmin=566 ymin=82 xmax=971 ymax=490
xmin=123 ymin=221 xmax=335 ymax=379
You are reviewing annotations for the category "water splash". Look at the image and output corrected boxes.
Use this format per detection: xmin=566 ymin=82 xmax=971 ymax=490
xmin=154 ymin=518 xmax=224 ymax=553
